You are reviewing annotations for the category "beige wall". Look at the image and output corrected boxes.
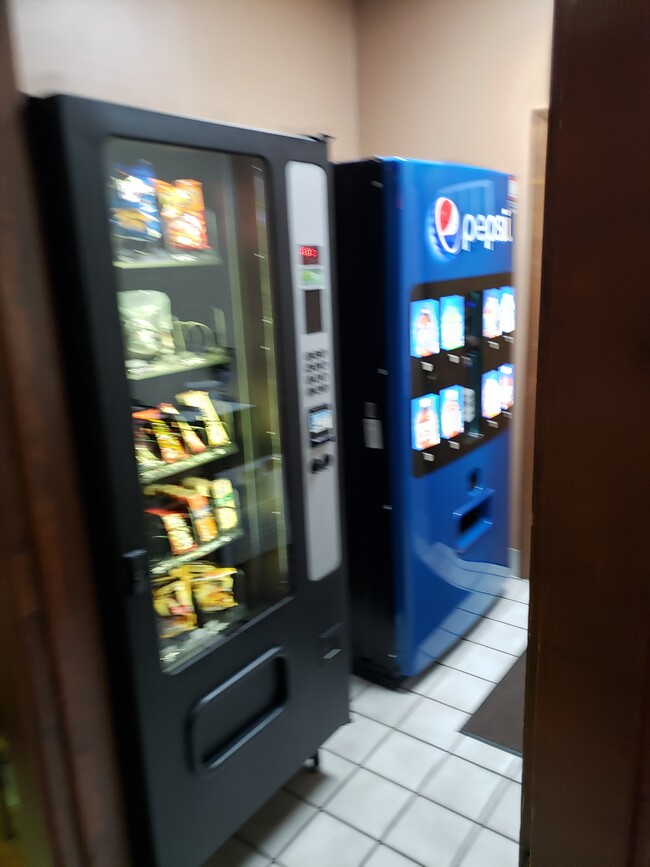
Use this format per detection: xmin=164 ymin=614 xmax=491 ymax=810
xmin=10 ymin=0 xmax=552 ymax=551
xmin=8 ymin=0 xmax=360 ymax=161
xmin=356 ymin=0 xmax=553 ymax=549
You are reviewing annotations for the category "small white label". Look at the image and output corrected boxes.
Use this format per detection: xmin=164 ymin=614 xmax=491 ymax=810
xmin=449 ymin=441 xmax=460 ymax=450
xmin=424 ymin=453 xmax=435 ymax=462
xmin=503 ymin=410 xmax=512 ymax=418
xmin=363 ymin=417 xmax=384 ymax=449
xmin=488 ymin=419 xmax=499 ymax=428
xmin=448 ymin=354 xmax=460 ymax=364
xmin=488 ymin=341 xmax=499 ymax=349
xmin=422 ymin=362 xmax=434 ymax=372
xmin=463 ymin=388 xmax=476 ymax=424
xmin=504 ymin=335 xmax=514 ymax=343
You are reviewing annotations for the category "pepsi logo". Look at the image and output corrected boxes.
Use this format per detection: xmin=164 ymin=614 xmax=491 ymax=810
xmin=428 ymin=197 xmax=462 ymax=260
xmin=426 ymin=195 xmax=514 ymax=261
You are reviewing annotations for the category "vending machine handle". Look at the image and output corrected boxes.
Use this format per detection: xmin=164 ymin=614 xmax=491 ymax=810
xmin=122 ymin=548 xmax=149 ymax=596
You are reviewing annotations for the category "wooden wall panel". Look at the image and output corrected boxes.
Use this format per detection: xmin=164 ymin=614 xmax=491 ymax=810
xmin=522 ymin=0 xmax=649 ymax=864
xmin=0 ymin=2 xmax=130 ymax=864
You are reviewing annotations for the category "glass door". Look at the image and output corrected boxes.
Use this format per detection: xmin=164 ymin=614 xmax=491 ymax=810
xmin=105 ymin=139 xmax=289 ymax=673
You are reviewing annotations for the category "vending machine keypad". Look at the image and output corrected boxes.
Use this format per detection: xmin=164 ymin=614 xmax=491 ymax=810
xmin=305 ymin=350 xmax=330 ymax=396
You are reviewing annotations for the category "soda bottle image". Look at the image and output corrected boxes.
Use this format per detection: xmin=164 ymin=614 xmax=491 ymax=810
xmin=482 ymin=371 xmax=501 ymax=419
xmin=440 ymin=296 xmax=464 ymax=351
xmin=413 ymin=396 xmax=440 ymax=450
xmin=411 ymin=299 xmax=440 ymax=357
xmin=440 ymin=387 xmax=463 ymax=439
xmin=482 ymin=291 xmax=501 ymax=338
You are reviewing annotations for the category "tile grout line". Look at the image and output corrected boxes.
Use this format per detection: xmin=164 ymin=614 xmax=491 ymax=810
xmin=262 ymin=742 xmax=520 ymax=864
xmin=403 ymin=652 xmax=524 ymax=694
xmin=330 ymin=749 xmax=523 ymax=847
xmin=327 ymin=710 xmax=522 ymax=785
xmin=449 ymin=822 xmax=483 ymax=867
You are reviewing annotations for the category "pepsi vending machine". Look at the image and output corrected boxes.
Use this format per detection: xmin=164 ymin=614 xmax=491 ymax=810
xmin=335 ymin=159 xmax=515 ymax=685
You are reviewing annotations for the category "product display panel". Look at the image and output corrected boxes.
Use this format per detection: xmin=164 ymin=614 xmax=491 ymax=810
xmin=410 ymin=271 xmax=514 ymax=476
xmin=106 ymin=139 xmax=289 ymax=672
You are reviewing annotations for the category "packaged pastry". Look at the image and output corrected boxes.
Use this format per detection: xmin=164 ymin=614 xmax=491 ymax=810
xmin=171 ymin=564 xmax=238 ymax=613
xmin=118 ymin=290 xmax=175 ymax=360
xmin=176 ymin=391 xmax=230 ymax=447
xmin=156 ymin=179 xmax=210 ymax=252
xmin=146 ymin=509 xmax=196 ymax=556
xmin=159 ymin=403 xmax=206 ymax=454
xmin=152 ymin=576 xmax=197 ymax=638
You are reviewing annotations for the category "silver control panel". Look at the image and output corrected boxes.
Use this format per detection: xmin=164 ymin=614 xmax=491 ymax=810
xmin=285 ymin=160 xmax=341 ymax=581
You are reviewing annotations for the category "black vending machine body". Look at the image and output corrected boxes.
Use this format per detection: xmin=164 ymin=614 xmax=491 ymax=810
xmin=28 ymin=95 xmax=348 ymax=867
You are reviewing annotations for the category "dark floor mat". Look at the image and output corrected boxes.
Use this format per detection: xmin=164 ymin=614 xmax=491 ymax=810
xmin=461 ymin=651 xmax=526 ymax=756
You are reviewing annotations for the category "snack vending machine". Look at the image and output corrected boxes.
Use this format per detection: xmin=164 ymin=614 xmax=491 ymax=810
xmin=335 ymin=159 xmax=515 ymax=686
xmin=29 ymin=95 xmax=348 ymax=867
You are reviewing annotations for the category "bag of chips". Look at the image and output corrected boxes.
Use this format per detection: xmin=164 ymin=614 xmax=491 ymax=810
xmin=152 ymin=576 xmax=197 ymax=638
xmin=156 ymin=179 xmax=210 ymax=252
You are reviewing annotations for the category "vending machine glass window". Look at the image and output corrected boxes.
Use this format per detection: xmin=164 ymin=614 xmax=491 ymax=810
xmin=105 ymin=139 xmax=289 ymax=672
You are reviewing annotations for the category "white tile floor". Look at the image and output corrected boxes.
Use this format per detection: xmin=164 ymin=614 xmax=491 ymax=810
xmin=205 ymin=577 xmax=528 ymax=867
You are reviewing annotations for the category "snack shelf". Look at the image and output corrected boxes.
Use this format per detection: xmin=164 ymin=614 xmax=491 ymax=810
xmin=138 ymin=442 xmax=238 ymax=484
xmin=151 ymin=529 xmax=244 ymax=577
xmin=126 ymin=348 xmax=230 ymax=381
xmin=114 ymin=253 xmax=222 ymax=270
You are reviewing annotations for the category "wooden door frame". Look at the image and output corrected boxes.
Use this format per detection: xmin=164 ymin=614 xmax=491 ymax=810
xmin=0 ymin=3 xmax=130 ymax=864
xmin=521 ymin=0 xmax=649 ymax=863
xmin=518 ymin=107 xmax=547 ymax=581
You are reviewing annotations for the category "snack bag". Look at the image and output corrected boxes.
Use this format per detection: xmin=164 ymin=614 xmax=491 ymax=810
xmin=152 ymin=576 xmax=197 ymax=638
xmin=156 ymin=179 xmax=210 ymax=252
xmin=146 ymin=509 xmax=196 ymax=556
xmin=181 ymin=476 xmax=239 ymax=533
xmin=118 ymin=290 xmax=175 ymax=359
xmin=133 ymin=420 xmax=164 ymax=468
xmin=110 ymin=162 xmax=162 ymax=242
xmin=212 ymin=478 xmax=240 ymax=532
xmin=159 ymin=403 xmax=206 ymax=454
xmin=176 ymin=391 xmax=230 ymax=447
xmin=144 ymin=484 xmax=219 ymax=545
xmin=171 ymin=563 xmax=238 ymax=614
xmin=132 ymin=409 xmax=188 ymax=463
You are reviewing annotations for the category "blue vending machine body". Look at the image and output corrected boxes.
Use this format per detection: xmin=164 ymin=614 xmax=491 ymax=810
xmin=336 ymin=158 xmax=516 ymax=684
